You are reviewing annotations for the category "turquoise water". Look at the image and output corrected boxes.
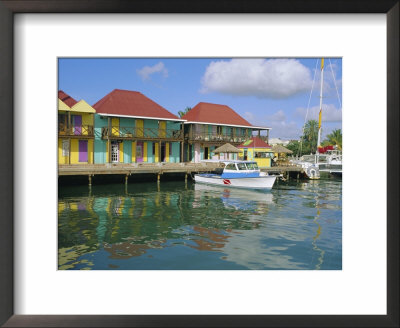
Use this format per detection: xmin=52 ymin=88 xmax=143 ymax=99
xmin=58 ymin=178 xmax=342 ymax=270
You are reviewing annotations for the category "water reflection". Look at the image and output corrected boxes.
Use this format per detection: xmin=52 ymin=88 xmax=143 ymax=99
xmin=58 ymin=180 xmax=342 ymax=270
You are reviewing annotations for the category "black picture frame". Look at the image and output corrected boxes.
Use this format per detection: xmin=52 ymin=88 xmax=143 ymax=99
xmin=0 ymin=1 xmax=398 ymax=327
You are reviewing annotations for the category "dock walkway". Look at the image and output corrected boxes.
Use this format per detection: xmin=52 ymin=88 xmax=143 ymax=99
xmin=58 ymin=162 xmax=223 ymax=176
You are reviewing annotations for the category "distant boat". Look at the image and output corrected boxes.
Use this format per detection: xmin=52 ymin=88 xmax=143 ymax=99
xmin=194 ymin=160 xmax=276 ymax=190
xmin=292 ymin=58 xmax=342 ymax=179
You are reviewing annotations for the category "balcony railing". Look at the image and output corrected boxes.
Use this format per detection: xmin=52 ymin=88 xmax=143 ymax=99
xmin=101 ymin=126 xmax=183 ymax=140
xmin=58 ymin=124 xmax=94 ymax=137
xmin=187 ymin=132 xmax=249 ymax=143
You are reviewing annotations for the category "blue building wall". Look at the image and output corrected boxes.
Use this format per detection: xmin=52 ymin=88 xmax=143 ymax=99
xmin=94 ymin=114 xmax=107 ymax=164
xmin=123 ymin=140 xmax=132 ymax=163
xmin=146 ymin=141 xmax=154 ymax=163
xmin=92 ymin=115 xmax=183 ymax=164
xmin=170 ymin=142 xmax=180 ymax=162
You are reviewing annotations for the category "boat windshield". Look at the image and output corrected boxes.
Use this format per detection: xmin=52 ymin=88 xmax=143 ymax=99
xmin=237 ymin=163 xmax=247 ymax=170
xmin=225 ymin=163 xmax=237 ymax=170
xmin=246 ymin=162 xmax=259 ymax=170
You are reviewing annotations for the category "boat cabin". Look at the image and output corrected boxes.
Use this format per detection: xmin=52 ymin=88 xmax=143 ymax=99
xmin=221 ymin=161 xmax=260 ymax=178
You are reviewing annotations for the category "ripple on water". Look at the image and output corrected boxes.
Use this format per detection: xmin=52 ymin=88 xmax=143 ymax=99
xmin=58 ymin=179 xmax=342 ymax=270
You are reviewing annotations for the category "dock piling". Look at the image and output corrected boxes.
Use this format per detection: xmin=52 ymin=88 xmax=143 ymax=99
xmin=125 ymin=175 xmax=128 ymax=185
xmin=88 ymin=175 xmax=92 ymax=186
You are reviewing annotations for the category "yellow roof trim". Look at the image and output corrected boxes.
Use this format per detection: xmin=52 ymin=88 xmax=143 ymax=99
xmin=58 ymin=99 xmax=71 ymax=112
xmin=70 ymin=100 xmax=96 ymax=113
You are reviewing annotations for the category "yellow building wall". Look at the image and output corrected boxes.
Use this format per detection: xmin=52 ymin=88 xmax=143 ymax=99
xmin=165 ymin=143 xmax=170 ymax=162
xmin=136 ymin=119 xmax=144 ymax=137
xmin=70 ymin=139 xmax=93 ymax=164
xmin=88 ymin=139 xmax=94 ymax=164
xmin=81 ymin=113 xmax=93 ymax=136
xmin=70 ymin=139 xmax=79 ymax=164
xmin=112 ymin=117 xmax=119 ymax=136
xmin=155 ymin=143 xmax=159 ymax=162
xmin=255 ymin=158 xmax=270 ymax=168
xmin=143 ymin=141 xmax=148 ymax=162
xmin=106 ymin=140 xmax=109 ymax=163
xmin=132 ymin=141 xmax=136 ymax=163
xmin=70 ymin=100 xmax=96 ymax=113
xmin=119 ymin=142 xmax=124 ymax=163
xmin=238 ymin=147 xmax=272 ymax=168
xmin=159 ymin=121 xmax=166 ymax=137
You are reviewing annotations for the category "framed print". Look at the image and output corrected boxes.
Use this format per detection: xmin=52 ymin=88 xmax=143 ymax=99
xmin=0 ymin=0 xmax=398 ymax=327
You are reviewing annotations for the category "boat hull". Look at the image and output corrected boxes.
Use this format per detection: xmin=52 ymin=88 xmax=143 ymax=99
xmin=194 ymin=174 xmax=276 ymax=190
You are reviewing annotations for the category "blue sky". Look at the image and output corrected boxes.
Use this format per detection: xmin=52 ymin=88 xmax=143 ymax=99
xmin=58 ymin=58 xmax=342 ymax=140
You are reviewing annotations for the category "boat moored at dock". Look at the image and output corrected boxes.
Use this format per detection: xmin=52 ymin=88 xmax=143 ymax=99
xmin=194 ymin=160 xmax=276 ymax=190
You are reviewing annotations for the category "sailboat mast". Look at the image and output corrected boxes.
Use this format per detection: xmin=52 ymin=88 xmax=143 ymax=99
xmin=316 ymin=58 xmax=324 ymax=157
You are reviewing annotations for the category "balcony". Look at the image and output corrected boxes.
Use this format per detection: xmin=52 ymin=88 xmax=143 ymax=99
xmin=187 ymin=132 xmax=249 ymax=144
xmin=58 ymin=124 xmax=94 ymax=137
xmin=101 ymin=126 xmax=183 ymax=140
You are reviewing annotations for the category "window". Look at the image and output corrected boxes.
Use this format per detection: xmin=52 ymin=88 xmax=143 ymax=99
xmin=247 ymin=162 xmax=259 ymax=170
xmin=62 ymin=140 xmax=69 ymax=157
xmin=217 ymin=126 xmax=222 ymax=135
xmin=169 ymin=142 xmax=172 ymax=156
xmin=225 ymin=163 xmax=237 ymax=170
xmin=152 ymin=143 xmax=156 ymax=155
xmin=255 ymin=152 xmax=269 ymax=158
xmin=237 ymin=163 xmax=247 ymax=170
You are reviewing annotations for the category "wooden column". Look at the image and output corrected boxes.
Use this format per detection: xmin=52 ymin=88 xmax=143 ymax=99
xmin=180 ymin=122 xmax=184 ymax=162
xmin=68 ymin=138 xmax=71 ymax=164
xmin=267 ymin=129 xmax=270 ymax=144
xmin=107 ymin=117 xmax=111 ymax=163
xmin=159 ymin=141 xmax=161 ymax=163
xmin=180 ymin=141 xmax=184 ymax=162
xmin=68 ymin=112 xmax=71 ymax=133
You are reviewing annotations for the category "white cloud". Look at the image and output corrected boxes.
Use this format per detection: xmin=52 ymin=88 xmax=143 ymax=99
xmin=267 ymin=121 xmax=302 ymax=139
xmin=137 ymin=62 xmax=168 ymax=81
xmin=244 ymin=111 xmax=255 ymax=122
xmin=266 ymin=110 xmax=286 ymax=122
xmin=296 ymin=103 xmax=342 ymax=122
xmin=201 ymin=59 xmax=312 ymax=98
xmin=244 ymin=110 xmax=300 ymax=139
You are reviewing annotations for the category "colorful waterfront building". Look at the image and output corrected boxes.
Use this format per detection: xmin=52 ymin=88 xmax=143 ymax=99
xmin=181 ymin=102 xmax=270 ymax=162
xmin=93 ymin=89 xmax=185 ymax=164
xmin=58 ymin=91 xmax=96 ymax=164
xmin=237 ymin=136 xmax=273 ymax=168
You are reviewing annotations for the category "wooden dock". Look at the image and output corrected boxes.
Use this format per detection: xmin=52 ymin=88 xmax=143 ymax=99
xmin=58 ymin=162 xmax=305 ymax=185
xmin=58 ymin=162 xmax=223 ymax=176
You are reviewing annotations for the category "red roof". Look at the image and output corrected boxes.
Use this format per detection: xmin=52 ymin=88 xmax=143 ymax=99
xmin=58 ymin=90 xmax=78 ymax=107
xmin=93 ymin=89 xmax=180 ymax=120
xmin=182 ymin=102 xmax=252 ymax=127
xmin=237 ymin=136 xmax=271 ymax=149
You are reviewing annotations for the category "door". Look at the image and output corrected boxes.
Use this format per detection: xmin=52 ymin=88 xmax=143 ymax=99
xmin=111 ymin=142 xmax=119 ymax=163
xmin=78 ymin=140 xmax=88 ymax=162
xmin=136 ymin=141 xmax=143 ymax=163
xmin=194 ymin=143 xmax=200 ymax=163
xmin=204 ymin=147 xmax=209 ymax=160
xmin=161 ymin=142 xmax=166 ymax=162
xmin=73 ymin=115 xmax=82 ymax=135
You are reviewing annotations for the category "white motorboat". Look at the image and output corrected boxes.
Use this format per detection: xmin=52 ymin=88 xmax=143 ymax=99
xmin=194 ymin=160 xmax=276 ymax=190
